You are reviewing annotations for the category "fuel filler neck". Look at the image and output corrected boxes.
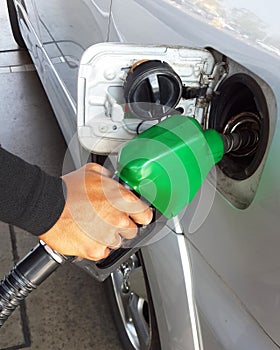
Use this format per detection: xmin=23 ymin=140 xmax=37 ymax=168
xmin=221 ymin=112 xmax=260 ymax=156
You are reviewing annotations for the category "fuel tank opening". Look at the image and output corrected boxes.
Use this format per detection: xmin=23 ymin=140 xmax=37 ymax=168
xmin=222 ymin=112 xmax=260 ymax=156
xmin=208 ymin=73 xmax=269 ymax=180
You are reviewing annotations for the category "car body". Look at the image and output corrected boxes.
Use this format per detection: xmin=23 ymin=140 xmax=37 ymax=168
xmin=9 ymin=1 xmax=280 ymax=349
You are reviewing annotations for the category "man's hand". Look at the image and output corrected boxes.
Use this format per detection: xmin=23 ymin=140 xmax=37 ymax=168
xmin=39 ymin=163 xmax=153 ymax=261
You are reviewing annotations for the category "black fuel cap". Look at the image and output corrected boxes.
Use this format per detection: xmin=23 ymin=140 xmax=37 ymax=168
xmin=124 ymin=60 xmax=182 ymax=119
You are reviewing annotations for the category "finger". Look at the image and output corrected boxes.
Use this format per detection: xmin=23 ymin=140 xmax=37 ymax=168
xmin=129 ymin=206 xmax=153 ymax=226
xmin=105 ymin=215 xmax=138 ymax=243
xmin=118 ymin=223 xmax=138 ymax=240
xmin=84 ymin=244 xmax=111 ymax=261
xmin=107 ymin=232 xmax=122 ymax=249
xmin=39 ymin=224 xmax=111 ymax=261
xmin=104 ymin=214 xmax=138 ymax=240
xmin=111 ymin=186 xmax=151 ymax=214
xmin=108 ymin=237 xmax=122 ymax=250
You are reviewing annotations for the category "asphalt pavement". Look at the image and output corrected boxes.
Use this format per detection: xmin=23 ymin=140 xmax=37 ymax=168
xmin=0 ymin=2 xmax=123 ymax=349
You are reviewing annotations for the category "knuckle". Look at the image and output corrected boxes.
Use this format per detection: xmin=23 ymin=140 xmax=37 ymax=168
xmin=121 ymin=226 xmax=138 ymax=239
xmin=116 ymin=215 xmax=131 ymax=228
xmin=86 ymin=162 xmax=105 ymax=173
xmin=84 ymin=163 xmax=93 ymax=171
xmin=109 ymin=235 xmax=122 ymax=249
xmin=120 ymin=187 xmax=138 ymax=202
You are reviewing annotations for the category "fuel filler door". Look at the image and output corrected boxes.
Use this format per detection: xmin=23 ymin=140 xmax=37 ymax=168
xmin=77 ymin=43 xmax=224 ymax=154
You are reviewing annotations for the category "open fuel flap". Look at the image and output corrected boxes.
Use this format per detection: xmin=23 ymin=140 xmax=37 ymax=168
xmin=77 ymin=43 xmax=273 ymax=210
xmin=77 ymin=43 xmax=222 ymax=154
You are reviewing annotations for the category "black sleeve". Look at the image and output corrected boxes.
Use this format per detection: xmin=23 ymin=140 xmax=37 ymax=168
xmin=0 ymin=147 xmax=66 ymax=236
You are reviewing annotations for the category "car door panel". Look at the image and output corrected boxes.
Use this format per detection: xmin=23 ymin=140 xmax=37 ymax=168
xmin=109 ymin=0 xmax=280 ymax=347
xmin=35 ymin=0 xmax=111 ymax=101
xmin=13 ymin=0 xmax=42 ymax=74
xmin=22 ymin=0 xmax=112 ymax=163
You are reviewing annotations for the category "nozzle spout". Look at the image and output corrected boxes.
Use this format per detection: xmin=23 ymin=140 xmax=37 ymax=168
xmin=222 ymin=128 xmax=259 ymax=155
xmin=221 ymin=112 xmax=261 ymax=157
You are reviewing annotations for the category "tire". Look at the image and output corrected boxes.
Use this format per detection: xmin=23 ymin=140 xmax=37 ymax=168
xmin=105 ymin=252 xmax=161 ymax=350
xmin=7 ymin=0 xmax=26 ymax=48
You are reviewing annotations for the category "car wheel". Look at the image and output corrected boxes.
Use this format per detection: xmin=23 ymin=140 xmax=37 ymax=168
xmin=7 ymin=0 xmax=26 ymax=48
xmin=106 ymin=252 xmax=161 ymax=350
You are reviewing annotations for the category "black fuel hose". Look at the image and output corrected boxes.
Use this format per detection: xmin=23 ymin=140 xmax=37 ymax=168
xmin=0 ymin=242 xmax=65 ymax=328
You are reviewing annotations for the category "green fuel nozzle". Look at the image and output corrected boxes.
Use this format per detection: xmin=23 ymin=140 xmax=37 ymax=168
xmin=117 ymin=115 xmax=259 ymax=218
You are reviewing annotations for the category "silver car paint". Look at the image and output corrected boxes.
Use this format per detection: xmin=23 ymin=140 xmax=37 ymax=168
xmin=15 ymin=0 xmax=111 ymax=168
xmin=35 ymin=0 xmax=111 ymax=101
xmin=14 ymin=0 xmax=280 ymax=348
xmin=109 ymin=0 xmax=280 ymax=348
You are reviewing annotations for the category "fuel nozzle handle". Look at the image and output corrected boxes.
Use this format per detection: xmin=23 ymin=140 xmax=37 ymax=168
xmin=116 ymin=114 xmax=261 ymax=219
xmin=117 ymin=115 xmax=225 ymax=218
